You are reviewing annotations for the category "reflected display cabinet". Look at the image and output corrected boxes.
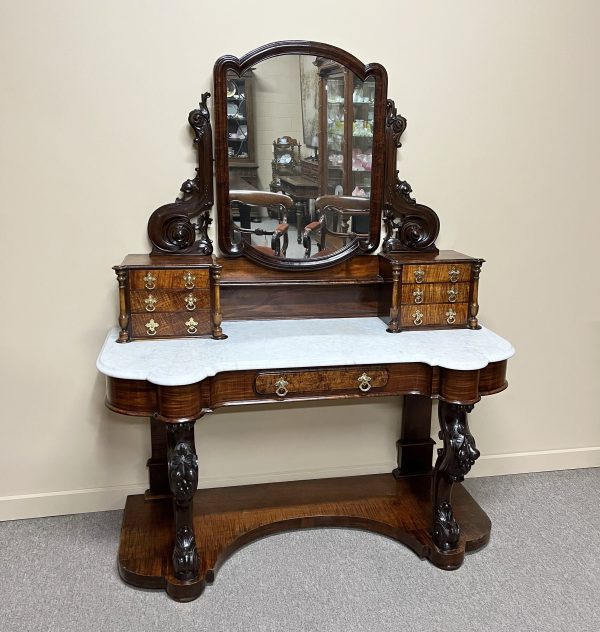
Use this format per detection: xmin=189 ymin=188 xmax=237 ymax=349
xmin=317 ymin=58 xmax=374 ymax=199
xmin=226 ymin=70 xmax=258 ymax=187
xmin=99 ymin=40 xmax=514 ymax=603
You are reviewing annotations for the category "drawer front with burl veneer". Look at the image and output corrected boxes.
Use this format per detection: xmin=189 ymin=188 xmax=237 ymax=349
xmin=255 ymin=367 xmax=389 ymax=398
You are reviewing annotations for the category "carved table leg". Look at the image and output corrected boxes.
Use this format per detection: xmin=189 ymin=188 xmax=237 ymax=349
xmin=167 ymin=421 xmax=200 ymax=581
xmin=432 ymin=401 xmax=480 ymax=551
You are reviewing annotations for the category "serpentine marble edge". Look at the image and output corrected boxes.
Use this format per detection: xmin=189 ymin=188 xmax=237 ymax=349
xmin=96 ymin=318 xmax=515 ymax=387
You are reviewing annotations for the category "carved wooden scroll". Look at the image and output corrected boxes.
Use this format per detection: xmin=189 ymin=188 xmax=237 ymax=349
xmin=147 ymin=92 xmax=214 ymax=255
xmin=382 ymin=99 xmax=440 ymax=253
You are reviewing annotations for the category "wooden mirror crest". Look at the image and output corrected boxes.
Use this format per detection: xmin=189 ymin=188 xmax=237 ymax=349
xmin=146 ymin=40 xmax=440 ymax=265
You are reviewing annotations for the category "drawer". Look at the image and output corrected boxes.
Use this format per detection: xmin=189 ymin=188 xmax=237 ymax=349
xmin=401 ymin=263 xmax=471 ymax=285
xmin=255 ymin=367 xmax=389 ymax=396
xmin=130 ymin=311 xmax=211 ymax=338
xmin=402 ymin=282 xmax=470 ymax=305
xmin=129 ymin=268 xmax=210 ymax=290
xmin=129 ymin=289 xmax=211 ymax=313
xmin=400 ymin=303 xmax=468 ymax=328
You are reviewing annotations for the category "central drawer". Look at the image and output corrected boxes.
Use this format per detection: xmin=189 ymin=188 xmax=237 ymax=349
xmin=255 ymin=367 xmax=389 ymax=396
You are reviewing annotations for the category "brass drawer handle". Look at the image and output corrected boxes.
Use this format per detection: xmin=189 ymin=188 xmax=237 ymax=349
xmin=357 ymin=373 xmax=372 ymax=392
xmin=413 ymin=289 xmax=424 ymax=304
xmin=185 ymin=317 xmax=198 ymax=334
xmin=183 ymin=271 xmax=196 ymax=289
xmin=144 ymin=294 xmax=157 ymax=312
xmin=184 ymin=293 xmax=197 ymax=311
xmin=414 ymin=267 xmax=425 ymax=284
xmin=449 ymin=267 xmax=460 ymax=283
xmin=447 ymin=288 xmax=458 ymax=303
xmin=144 ymin=272 xmax=156 ymax=290
xmin=446 ymin=308 xmax=457 ymax=324
xmin=413 ymin=310 xmax=423 ymax=326
xmin=145 ymin=318 xmax=159 ymax=336
xmin=275 ymin=378 xmax=289 ymax=397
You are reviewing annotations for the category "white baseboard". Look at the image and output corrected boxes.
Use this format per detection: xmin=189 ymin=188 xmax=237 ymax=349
xmin=0 ymin=484 xmax=147 ymax=522
xmin=470 ymin=446 xmax=600 ymax=477
xmin=1 ymin=448 xmax=598 ymax=521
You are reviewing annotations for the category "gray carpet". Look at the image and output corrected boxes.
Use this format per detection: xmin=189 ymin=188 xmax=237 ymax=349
xmin=0 ymin=469 xmax=598 ymax=631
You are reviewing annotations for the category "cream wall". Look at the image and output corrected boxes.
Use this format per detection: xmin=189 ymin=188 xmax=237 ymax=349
xmin=1 ymin=0 xmax=598 ymax=520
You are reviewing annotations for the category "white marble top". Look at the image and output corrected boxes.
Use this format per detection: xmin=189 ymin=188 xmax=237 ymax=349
xmin=96 ymin=318 xmax=515 ymax=387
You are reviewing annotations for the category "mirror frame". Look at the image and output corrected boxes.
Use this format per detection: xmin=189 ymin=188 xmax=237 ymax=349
xmin=213 ymin=40 xmax=388 ymax=270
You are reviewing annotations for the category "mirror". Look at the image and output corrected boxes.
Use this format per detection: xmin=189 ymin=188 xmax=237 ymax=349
xmin=214 ymin=42 xmax=387 ymax=269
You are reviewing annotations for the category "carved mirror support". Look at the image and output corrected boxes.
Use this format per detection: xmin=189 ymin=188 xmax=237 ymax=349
xmin=147 ymin=92 xmax=215 ymax=255
xmin=382 ymin=99 xmax=440 ymax=253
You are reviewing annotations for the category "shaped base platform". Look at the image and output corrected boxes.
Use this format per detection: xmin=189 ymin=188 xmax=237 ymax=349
xmin=118 ymin=473 xmax=490 ymax=602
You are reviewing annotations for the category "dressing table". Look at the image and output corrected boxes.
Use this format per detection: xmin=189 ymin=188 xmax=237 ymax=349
xmin=97 ymin=40 xmax=514 ymax=602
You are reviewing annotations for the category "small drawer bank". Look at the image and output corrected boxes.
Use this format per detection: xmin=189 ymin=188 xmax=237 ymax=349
xmin=113 ymin=254 xmax=226 ymax=342
xmin=378 ymin=251 xmax=484 ymax=332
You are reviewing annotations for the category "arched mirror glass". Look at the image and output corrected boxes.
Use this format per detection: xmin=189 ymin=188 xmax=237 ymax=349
xmin=214 ymin=42 xmax=387 ymax=269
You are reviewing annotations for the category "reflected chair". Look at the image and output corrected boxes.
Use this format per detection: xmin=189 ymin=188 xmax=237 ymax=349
xmin=302 ymin=195 xmax=370 ymax=258
xmin=269 ymin=136 xmax=318 ymax=243
xmin=229 ymin=190 xmax=294 ymax=257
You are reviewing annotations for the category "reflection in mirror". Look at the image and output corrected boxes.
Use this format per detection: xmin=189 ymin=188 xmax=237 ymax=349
xmin=226 ymin=55 xmax=375 ymax=260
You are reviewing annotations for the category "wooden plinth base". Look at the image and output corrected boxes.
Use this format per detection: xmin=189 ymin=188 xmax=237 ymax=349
xmin=119 ymin=473 xmax=490 ymax=602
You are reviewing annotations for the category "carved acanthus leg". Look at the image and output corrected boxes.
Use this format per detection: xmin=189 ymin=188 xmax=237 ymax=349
xmin=432 ymin=402 xmax=480 ymax=551
xmin=167 ymin=421 xmax=199 ymax=581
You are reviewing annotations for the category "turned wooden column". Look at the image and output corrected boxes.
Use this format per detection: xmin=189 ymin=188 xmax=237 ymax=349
xmin=166 ymin=420 xmax=200 ymax=581
xmin=431 ymin=401 xmax=480 ymax=551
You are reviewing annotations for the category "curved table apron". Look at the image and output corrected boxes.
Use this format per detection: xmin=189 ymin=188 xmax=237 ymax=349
xmin=97 ymin=317 xmax=514 ymax=602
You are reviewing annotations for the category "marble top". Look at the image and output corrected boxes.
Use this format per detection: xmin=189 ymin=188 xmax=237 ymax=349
xmin=96 ymin=318 xmax=515 ymax=387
